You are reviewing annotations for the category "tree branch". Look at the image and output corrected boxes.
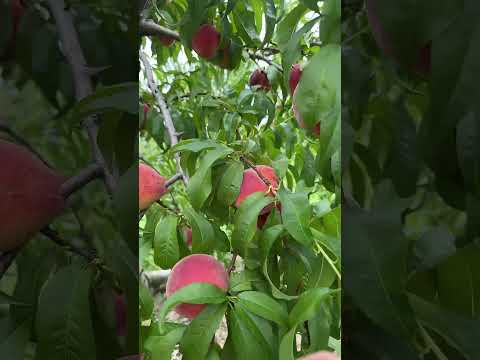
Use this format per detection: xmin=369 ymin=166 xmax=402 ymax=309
xmin=240 ymin=155 xmax=274 ymax=188
xmin=139 ymin=51 xmax=188 ymax=183
xmin=60 ymin=163 xmax=103 ymax=198
xmin=249 ymin=52 xmax=283 ymax=72
xmin=228 ymin=253 xmax=238 ymax=275
xmin=139 ymin=20 xmax=180 ymax=40
xmin=165 ymin=173 xmax=183 ymax=188
xmin=46 ymin=0 xmax=117 ymax=194
xmin=41 ymin=227 xmax=96 ymax=261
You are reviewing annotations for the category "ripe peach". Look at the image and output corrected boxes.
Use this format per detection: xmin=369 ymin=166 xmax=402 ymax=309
xmin=366 ymin=0 xmax=430 ymax=75
xmin=298 ymin=352 xmax=340 ymax=360
xmin=289 ymin=63 xmax=302 ymax=94
xmin=143 ymin=103 xmax=150 ymax=116
xmin=235 ymin=166 xmax=279 ymax=215
xmin=249 ymin=69 xmax=271 ymax=91
xmin=159 ymin=34 xmax=175 ymax=47
xmin=0 ymin=140 xmax=66 ymax=252
xmin=11 ymin=0 xmax=23 ymax=33
xmin=114 ymin=292 xmax=127 ymax=337
xmin=166 ymin=254 xmax=229 ymax=319
xmin=138 ymin=164 xmax=168 ymax=211
xmin=192 ymin=24 xmax=220 ymax=59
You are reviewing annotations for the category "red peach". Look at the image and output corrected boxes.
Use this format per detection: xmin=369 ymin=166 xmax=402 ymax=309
xmin=166 ymin=254 xmax=229 ymax=319
xmin=114 ymin=292 xmax=127 ymax=337
xmin=11 ymin=0 xmax=24 ymax=34
xmin=365 ymin=0 xmax=430 ymax=75
xmin=235 ymin=166 xmax=279 ymax=215
xmin=298 ymin=351 xmax=340 ymax=360
xmin=289 ymin=63 xmax=302 ymax=94
xmin=0 ymin=140 xmax=66 ymax=252
xmin=192 ymin=24 xmax=220 ymax=59
xmin=159 ymin=34 xmax=175 ymax=47
xmin=139 ymin=164 xmax=168 ymax=211
xmin=249 ymin=69 xmax=271 ymax=91
xmin=143 ymin=103 xmax=150 ymax=115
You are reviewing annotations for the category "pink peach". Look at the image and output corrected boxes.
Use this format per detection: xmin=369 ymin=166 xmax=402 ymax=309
xmin=166 ymin=254 xmax=229 ymax=319
xmin=138 ymin=164 xmax=167 ymax=211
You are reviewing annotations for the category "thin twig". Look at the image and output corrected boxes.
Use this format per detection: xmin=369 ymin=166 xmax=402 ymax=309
xmin=240 ymin=156 xmax=274 ymax=188
xmin=41 ymin=227 xmax=96 ymax=261
xmin=228 ymin=253 xmax=238 ymax=275
xmin=46 ymin=0 xmax=117 ymax=194
xmin=248 ymin=52 xmax=283 ymax=72
xmin=165 ymin=173 xmax=183 ymax=188
xmin=139 ymin=20 xmax=180 ymax=40
xmin=139 ymin=50 xmax=188 ymax=183
xmin=60 ymin=163 xmax=103 ymax=198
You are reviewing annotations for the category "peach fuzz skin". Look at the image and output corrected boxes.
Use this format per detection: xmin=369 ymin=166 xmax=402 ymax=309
xmin=138 ymin=163 xmax=168 ymax=211
xmin=192 ymin=24 xmax=220 ymax=59
xmin=166 ymin=254 xmax=229 ymax=319
xmin=0 ymin=140 xmax=65 ymax=252
xmin=298 ymin=351 xmax=340 ymax=360
xmin=235 ymin=165 xmax=279 ymax=214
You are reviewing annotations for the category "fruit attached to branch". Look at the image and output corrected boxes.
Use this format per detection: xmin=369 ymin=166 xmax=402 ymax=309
xmin=139 ymin=163 xmax=168 ymax=211
xmin=0 ymin=140 xmax=66 ymax=252
xmin=289 ymin=63 xmax=303 ymax=94
xmin=298 ymin=351 xmax=340 ymax=360
xmin=166 ymin=254 xmax=229 ymax=319
xmin=249 ymin=69 xmax=271 ymax=91
xmin=158 ymin=34 xmax=175 ymax=47
xmin=235 ymin=165 xmax=279 ymax=226
xmin=365 ymin=0 xmax=431 ymax=75
xmin=192 ymin=24 xmax=220 ymax=59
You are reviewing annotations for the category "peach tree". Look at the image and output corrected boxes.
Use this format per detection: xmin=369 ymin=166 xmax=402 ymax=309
xmin=343 ymin=0 xmax=480 ymax=359
xmin=139 ymin=0 xmax=341 ymax=359
xmin=1 ymin=1 xmax=138 ymax=359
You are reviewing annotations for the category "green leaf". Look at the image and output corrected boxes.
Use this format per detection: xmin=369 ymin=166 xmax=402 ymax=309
xmin=36 ymin=264 xmax=96 ymax=360
xmin=71 ymin=82 xmax=137 ymax=120
xmin=140 ymin=282 xmax=154 ymax=321
xmin=275 ymin=5 xmax=307 ymax=51
xmin=238 ymin=291 xmax=289 ymax=327
xmin=217 ymin=161 xmax=244 ymax=206
xmin=157 ymin=283 xmax=227 ymax=333
xmin=278 ymin=327 xmax=296 ymax=360
xmin=228 ymin=306 xmax=273 ymax=360
xmin=0 ymin=318 xmax=30 ymax=360
xmin=183 ymin=207 xmax=215 ymax=254
xmin=187 ymin=146 xmax=233 ymax=209
xmin=409 ymin=293 xmax=480 ymax=359
xmin=320 ymin=0 xmax=340 ymax=43
xmin=232 ymin=192 xmax=274 ymax=256
xmin=278 ymin=189 xmax=313 ymax=246
xmin=154 ymin=215 xmax=179 ymax=269
xmin=262 ymin=0 xmax=277 ymax=47
xmin=0 ymin=292 xmax=29 ymax=306
xmin=170 ymin=139 xmax=221 ymax=153
xmin=288 ymin=287 xmax=333 ymax=327
xmin=180 ymin=304 xmax=228 ymax=359
xmin=144 ymin=326 xmax=186 ymax=360
xmin=343 ymin=181 xmax=417 ymax=342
